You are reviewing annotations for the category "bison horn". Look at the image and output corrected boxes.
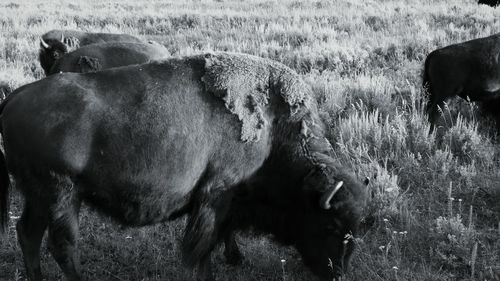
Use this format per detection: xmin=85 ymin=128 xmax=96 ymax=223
xmin=60 ymin=33 xmax=64 ymax=43
xmin=320 ymin=181 xmax=343 ymax=210
xmin=40 ymin=38 xmax=49 ymax=49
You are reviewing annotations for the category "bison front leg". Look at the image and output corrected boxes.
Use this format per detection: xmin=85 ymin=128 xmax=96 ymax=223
xmin=182 ymin=183 xmax=234 ymax=281
xmin=46 ymin=175 xmax=82 ymax=281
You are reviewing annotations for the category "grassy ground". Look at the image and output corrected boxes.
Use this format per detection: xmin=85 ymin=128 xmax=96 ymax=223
xmin=0 ymin=0 xmax=499 ymax=280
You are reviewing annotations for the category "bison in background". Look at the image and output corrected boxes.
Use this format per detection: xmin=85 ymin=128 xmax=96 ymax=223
xmin=47 ymin=42 xmax=169 ymax=75
xmin=39 ymin=30 xmax=145 ymax=75
xmin=423 ymin=33 xmax=500 ymax=133
xmin=0 ymin=52 xmax=367 ymax=281
xmin=478 ymin=0 xmax=500 ymax=7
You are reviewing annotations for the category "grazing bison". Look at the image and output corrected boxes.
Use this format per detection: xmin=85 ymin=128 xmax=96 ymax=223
xmin=39 ymin=30 xmax=144 ymax=75
xmin=423 ymin=33 xmax=500 ymax=132
xmin=0 ymin=52 xmax=367 ymax=281
xmin=478 ymin=0 xmax=500 ymax=7
xmin=47 ymin=42 xmax=169 ymax=75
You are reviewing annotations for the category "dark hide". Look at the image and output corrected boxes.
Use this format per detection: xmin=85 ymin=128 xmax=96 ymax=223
xmin=48 ymin=42 xmax=169 ymax=75
xmin=77 ymin=56 xmax=102 ymax=73
xmin=38 ymin=39 xmax=68 ymax=75
xmin=40 ymin=30 xmax=145 ymax=75
xmin=0 ymin=52 xmax=366 ymax=281
xmin=478 ymin=0 xmax=500 ymax=7
xmin=423 ymin=33 xmax=500 ymax=132
xmin=42 ymin=29 xmax=144 ymax=48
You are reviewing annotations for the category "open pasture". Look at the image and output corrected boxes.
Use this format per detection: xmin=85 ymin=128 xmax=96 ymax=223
xmin=0 ymin=0 xmax=499 ymax=280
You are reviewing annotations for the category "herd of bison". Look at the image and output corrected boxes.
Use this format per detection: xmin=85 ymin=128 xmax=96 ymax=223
xmin=1 ymin=8 xmax=500 ymax=281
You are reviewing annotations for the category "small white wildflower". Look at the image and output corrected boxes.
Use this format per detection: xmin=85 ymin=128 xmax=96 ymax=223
xmin=392 ymin=266 xmax=399 ymax=270
xmin=379 ymin=246 xmax=385 ymax=250
xmin=280 ymin=259 xmax=286 ymax=263
xmin=125 ymin=235 xmax=132 ymax=239
xmin=383 ymin=218 xmax=389 ymax=222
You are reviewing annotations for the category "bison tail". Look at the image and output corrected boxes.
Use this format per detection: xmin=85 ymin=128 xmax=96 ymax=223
xmin=422 ymin=51 xmax=435 ymax=96
xmin=0 ymin=148 xmax=9 ymax=233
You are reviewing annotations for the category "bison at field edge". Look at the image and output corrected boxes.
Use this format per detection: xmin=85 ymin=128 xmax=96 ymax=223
xmin=47 ymin=42 xmax=169 ymax=75
xmin=478 ymin=0 xmax=500 ymax=7
xmin=0 ymin=52 xmax=367 ymax=281
xmin=39 ymin=29 xmax=144 ymax=75
xmin=423 ymin=33 xmax=500 ymax=132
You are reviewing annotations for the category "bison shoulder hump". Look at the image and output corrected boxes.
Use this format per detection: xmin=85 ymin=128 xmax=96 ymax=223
xmin=200 ymin=52 xmax=311 ymax=142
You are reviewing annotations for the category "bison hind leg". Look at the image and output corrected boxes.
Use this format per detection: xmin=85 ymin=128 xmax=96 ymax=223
xmin=16 ymin=191 xmax=50 ymax=281
xmin=46 ymin=174 xmax=83 ymax=281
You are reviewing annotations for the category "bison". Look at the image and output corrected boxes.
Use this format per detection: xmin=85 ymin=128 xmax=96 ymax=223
xmin=478 ymin=0 xmax=500 ymax=7
xmin=423 ymin=33 xmax=500 ymax=132
xmin=0 ymin=52 xmax=367 ymax=281
xmin=47 ymin=42 xmax=169 ymax=75
xmin=39 ymin=30 xmax=144 ymax=75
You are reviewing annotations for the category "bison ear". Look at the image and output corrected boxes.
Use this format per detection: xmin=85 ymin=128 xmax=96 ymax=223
xmin=78 ymin=56 xmax=102 ymax=73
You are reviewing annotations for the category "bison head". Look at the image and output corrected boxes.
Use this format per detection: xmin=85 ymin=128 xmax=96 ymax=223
xmin=39 ymin=36 xmax=68 ymax=75
xmin=294 ymin=164 xmax=368 ymax=280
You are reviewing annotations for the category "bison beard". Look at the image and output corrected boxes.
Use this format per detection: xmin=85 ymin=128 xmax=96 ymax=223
xmin=0 ymin=52 xmax=366 ymax=281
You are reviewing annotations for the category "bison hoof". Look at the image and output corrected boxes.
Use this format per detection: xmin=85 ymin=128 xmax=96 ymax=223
xmin=224 ymin=249 xmax=243 ymax=266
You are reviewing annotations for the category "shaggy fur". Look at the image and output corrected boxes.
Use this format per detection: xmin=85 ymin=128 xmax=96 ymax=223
xmin=202 ymin=52 xmax=310 ymax=142
xmin=424 ymin=33 xmax=500 ymax=132
xmin=77 ymin=56 xmax=102 ymax=73
xmin=0 ymin=52 xmax=366 ymax=281
xmin=48 ymin=42 xmax=169 ymax=75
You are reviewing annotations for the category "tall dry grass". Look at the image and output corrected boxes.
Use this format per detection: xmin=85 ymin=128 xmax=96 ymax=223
xmin=0 ymin=0 xmax=499 ymax=280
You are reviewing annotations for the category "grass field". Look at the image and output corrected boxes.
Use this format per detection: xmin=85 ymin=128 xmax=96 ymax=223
xmin=0 ymin=0 xmax=500 ymax=280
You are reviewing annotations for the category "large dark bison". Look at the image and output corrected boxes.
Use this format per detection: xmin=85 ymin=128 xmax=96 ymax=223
xmin=39 ymin=30 xmax=144 ymax=75
xmin=423 ymin=33 xmax=500 ymax=132
xmin=47 ymin=42 xmax=169 ymax=75
xmin=0 ymin=52 xmax=367 ymax=281
xmin=478 ymin=0 xmax=500 ymax=7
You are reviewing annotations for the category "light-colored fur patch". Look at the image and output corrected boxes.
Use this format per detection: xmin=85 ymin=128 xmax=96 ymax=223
xmin=201 ymin=52 xmax=310 ymax=142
